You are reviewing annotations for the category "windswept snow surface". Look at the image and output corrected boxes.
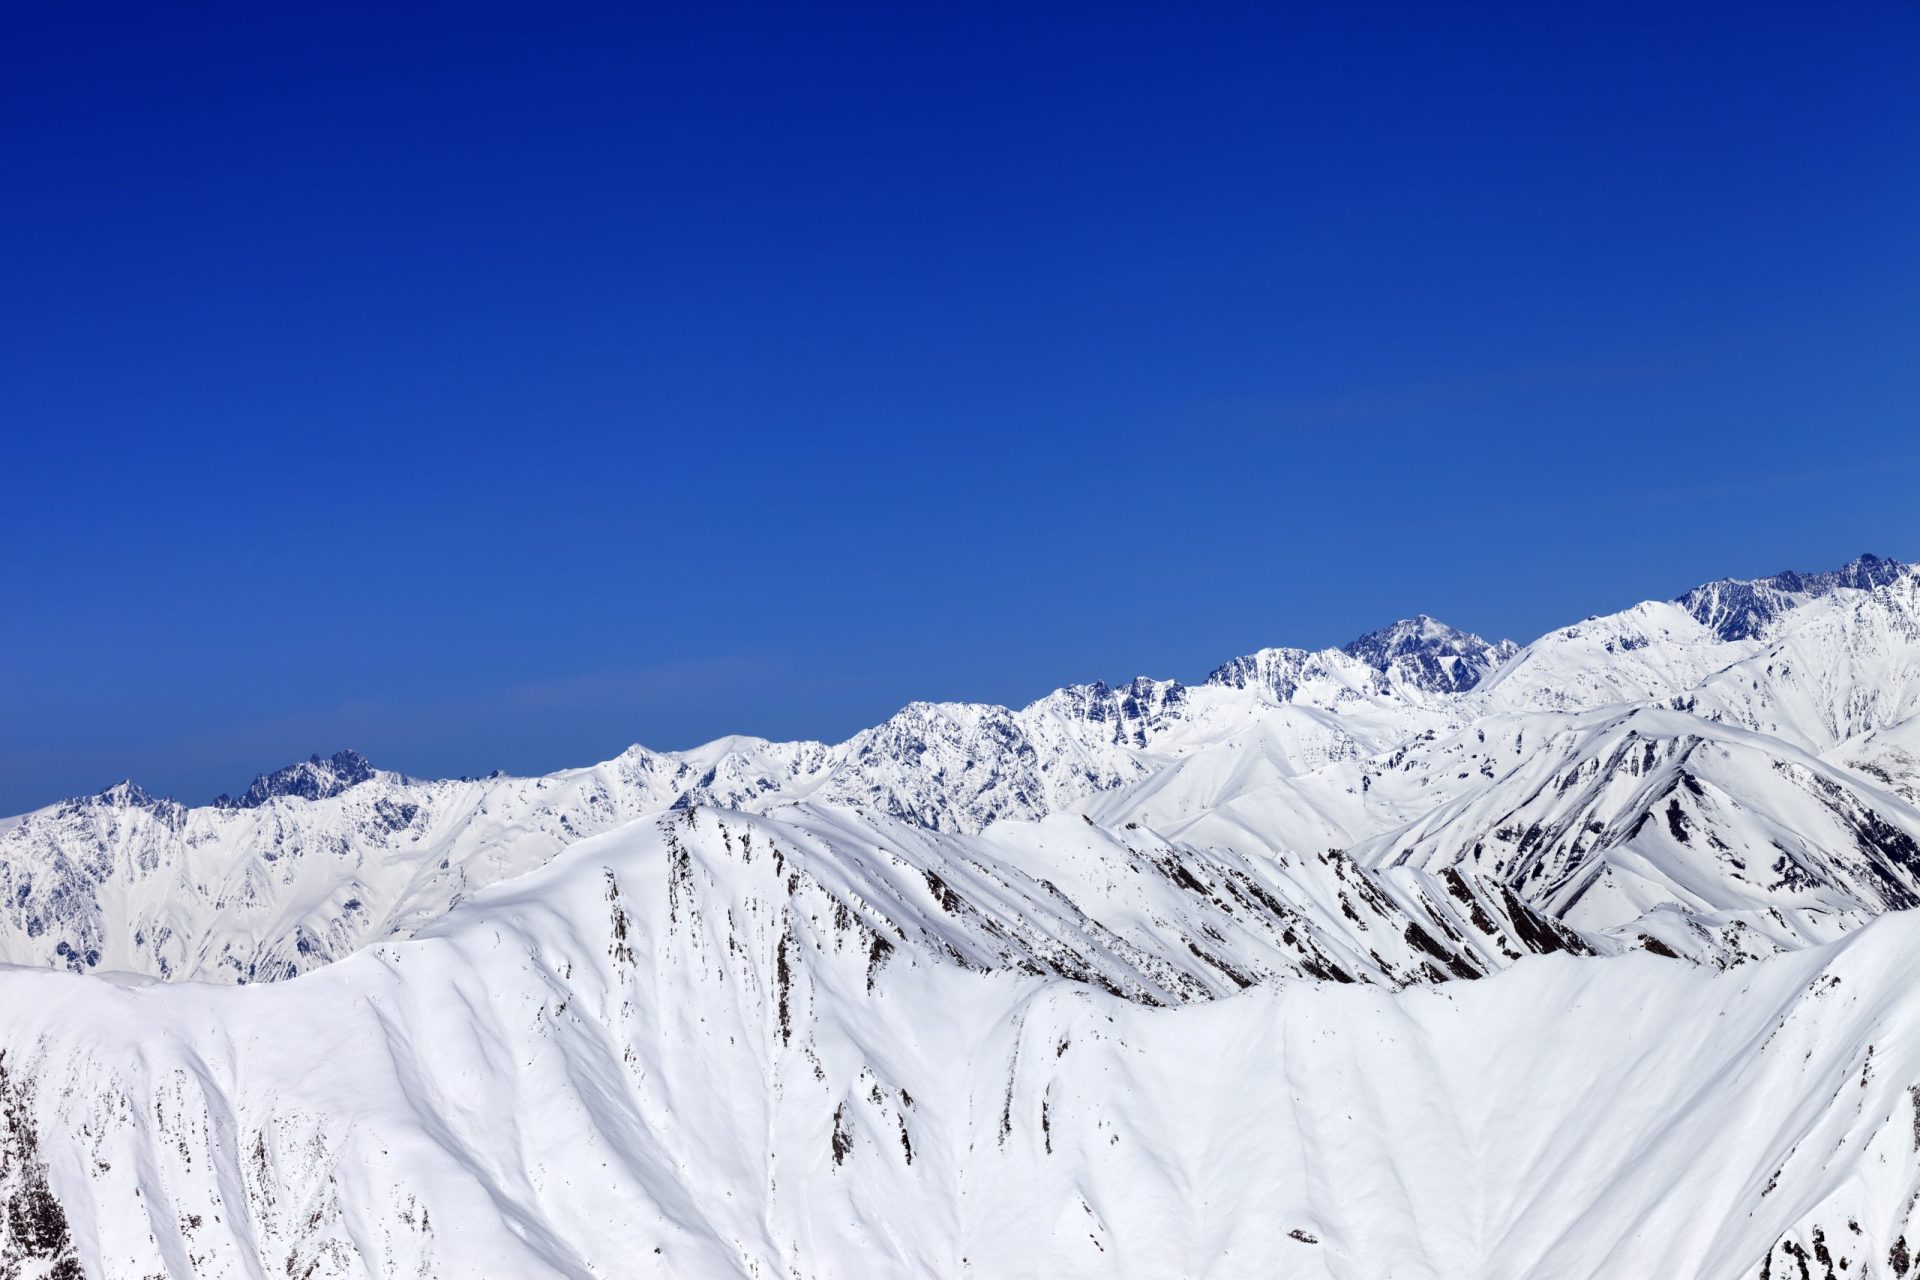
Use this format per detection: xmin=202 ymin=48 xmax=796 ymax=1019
xmin=7 ymin=554 xmax=1920 ymax=1277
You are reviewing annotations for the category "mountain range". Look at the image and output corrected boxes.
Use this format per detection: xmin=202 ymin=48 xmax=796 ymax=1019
xmin=6 ymin=553 xmax=1920 ymax=1277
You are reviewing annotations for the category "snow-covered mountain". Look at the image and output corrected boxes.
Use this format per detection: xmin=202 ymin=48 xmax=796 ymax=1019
xmin=5 ymin=552 xmax=1920 ymax=1277
xmin=1677 ymin=551 xmax=1911 ymax=641
xmin=1340 ymin=613 xmax=1520 ymax=692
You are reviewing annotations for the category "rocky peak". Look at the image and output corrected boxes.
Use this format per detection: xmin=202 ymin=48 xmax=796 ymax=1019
xmin=1203 ymin=646 xmax=1318 ymax=699
xmin=217 ymin=748 xmax=380 ymax=809
xmin=1341 ymin=616 xmax=1515 ymax=693
xmin=86 ymin=779 xmax=178 ymax=813
xmin=1677 ymin=553 xmax=1911 ymax=641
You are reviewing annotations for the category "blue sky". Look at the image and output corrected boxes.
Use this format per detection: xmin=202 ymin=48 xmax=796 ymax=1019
xmin=3 ymin=2 xmax=1917 ymax=811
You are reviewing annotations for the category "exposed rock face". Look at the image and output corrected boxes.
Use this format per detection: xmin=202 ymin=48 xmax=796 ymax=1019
xmin=1676 ymin=552 xmax=1909 ymax=640
xmin=215 ymin=747 xmax=382 ymax=808
xmin=1341 ymin=614 xmax=1519 ymax=692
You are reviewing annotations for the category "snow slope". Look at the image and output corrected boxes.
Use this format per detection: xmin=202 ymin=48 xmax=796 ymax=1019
xmin=6 ymin=808 xmax=1920 ymax=1278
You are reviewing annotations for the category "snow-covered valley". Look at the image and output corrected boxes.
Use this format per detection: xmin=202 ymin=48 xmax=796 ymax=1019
xmin=8 ymin=554 xmax=1920 ymax=1277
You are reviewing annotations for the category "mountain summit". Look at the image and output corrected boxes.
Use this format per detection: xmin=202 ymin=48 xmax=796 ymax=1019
xmin=215 ymin=748 xmax=380 ymax=809
xmin=1675 ymin=552 xmax=1909 ymax=640
xmin=1340 ymin=614 xmax=1518 ymax=692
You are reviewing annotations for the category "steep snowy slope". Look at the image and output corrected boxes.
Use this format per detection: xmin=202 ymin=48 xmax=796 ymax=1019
xmin=1689 ymin=570 xmax=1920 ymax=752
xmin=6 ymin=808 xmax=1920 ymax=1278
xmin=1474 ymin=599 xmax=1757 ymax=712
xmin=1357 ymin=707 xmax=1920 ymax=962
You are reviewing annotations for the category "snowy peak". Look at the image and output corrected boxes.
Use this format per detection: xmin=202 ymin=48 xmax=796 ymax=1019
xmin=1025 ymin=676 xmax=1188 ymax=747
xmin=64 ymin=780 xmax=187 ymax=829
xmin=1676 ymin=552 xmax=1910 ymax=640
xmin=1202 ymin=646 xmax=1376 ymax=704
xmin=1341 ymin=614 xmax=1518 ymax=693
xmin=828 ymin=701 xmax=1049 ymax=831
xmin=87 ymin=779 xmax=170 ymax=811
xmin=1202 ymin=616 xmax=1513 ymax=703
xmin=215 ymin=748 xmax=381 ymax=809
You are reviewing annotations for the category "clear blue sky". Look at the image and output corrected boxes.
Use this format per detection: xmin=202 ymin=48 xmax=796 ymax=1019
xmin=3 ymin=2 xmax=1917 ymax=812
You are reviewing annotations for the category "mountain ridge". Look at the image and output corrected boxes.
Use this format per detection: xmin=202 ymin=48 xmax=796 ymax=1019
xmin=56 ymin=555 xmax=1907 ymax=818
xmin=3 ymin=553 xmax=1914 ymax=985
